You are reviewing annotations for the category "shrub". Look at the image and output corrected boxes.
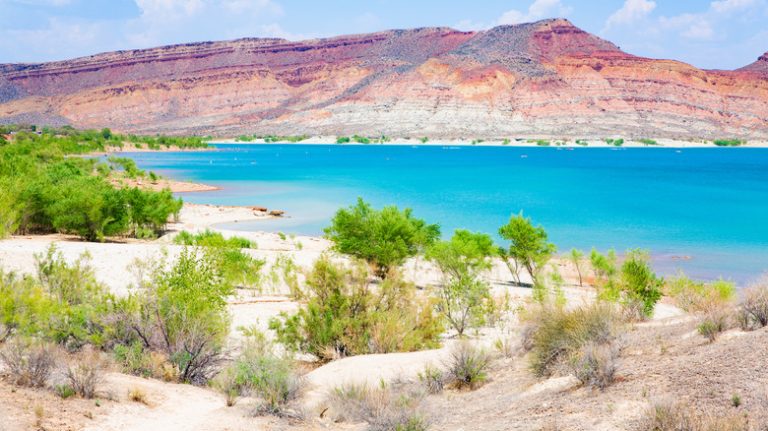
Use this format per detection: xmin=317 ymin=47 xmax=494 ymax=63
xmin=569 ymin=249 xmax=585 ymax=287
xmin=113 ymin=342 xmax=178 ymax=381
xmin=324 ymin=198 xmax=440 ymax=278
xmin=0 ymin=338 xmax=57 ymax=387
xmin=570 ymin=341 xmax=618 ymax=389
xmin=128 ymin=386 xmax=149 ymax=404
xmin=620 ymin=250 xmax=663 ymax=318
xmin=327 ymin=382 xmax=428 ymax=431
xmin=498 ymin=212 xmax=556 ymax=285
xmin=336 ymin=136 xmax=351 ymax=144
xmin=418 ymin=363 xmax=445 ymax=394
xmin=738 ymin=276 xmax=768 ymax=330
xmin=215 ymin=336 xmax=302 ymax=415
xmin=713 ymin=139 xmax=745 ymax=147
xmin=426 ymin=230 xmax=496 ymax=336
xmin=639 ymin=139 xmax=658 ymax=146
xmin=271 ymin=257 xmax=442 ymax=361
xmin=120 ymin=248 xmax=233 ymax=384
xmin=54 ymin=384 xmax=76 ymax=399
xmin=64 ymin=353 xmax=104 ymax=399
xmin=444 ymin=342 xmax=491 ymax=390
xmin=665 ymin=274 xmax=736 ymax=313
xmin=523 ymin=302 xmax=620 ymax=379
xmin=697 ymin=305 xmax=730 ymax=342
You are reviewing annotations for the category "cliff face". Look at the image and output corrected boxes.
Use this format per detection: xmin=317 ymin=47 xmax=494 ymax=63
xmin=1 ymin=19 xmax=767 ymax=139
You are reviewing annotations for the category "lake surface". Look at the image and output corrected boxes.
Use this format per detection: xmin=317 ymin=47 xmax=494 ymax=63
xmin=126 ymin=144 xmax=768 ymax=284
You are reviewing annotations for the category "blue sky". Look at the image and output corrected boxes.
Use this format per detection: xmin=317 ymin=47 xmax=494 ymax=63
xmin=1 ymin=0 xmax=766 ymax=69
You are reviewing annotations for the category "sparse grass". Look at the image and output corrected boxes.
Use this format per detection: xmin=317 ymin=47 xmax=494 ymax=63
xmin=55 ymin=384 xmax=76 ymax=399
xmin=697 ymin=306 xmax=730 ymax=343
xmin=174 ymin=229 xmax=255 ymax=249
xmin=444 ymin=342 xmax=491 ymax=390
xmin=0 ymin=338 xmax=57 ymax=388
xmin=327 ymin=382 xmax=428 ymax=431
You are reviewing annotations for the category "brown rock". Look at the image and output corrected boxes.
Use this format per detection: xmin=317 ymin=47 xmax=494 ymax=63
xmin=269 ymin=210 xmax=285 ymax=217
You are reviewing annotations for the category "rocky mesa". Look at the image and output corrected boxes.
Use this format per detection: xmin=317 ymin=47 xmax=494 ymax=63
xmin=1 ymin=19 xmax=767 ymax=139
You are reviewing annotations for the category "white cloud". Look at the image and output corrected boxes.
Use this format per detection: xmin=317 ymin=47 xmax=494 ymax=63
xmin=604 ymin=0 xmax=656 ymax=30
xmin=497 ymin=0 xmax=573 ymax=26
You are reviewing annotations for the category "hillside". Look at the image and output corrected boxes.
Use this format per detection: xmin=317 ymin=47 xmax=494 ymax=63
xmin=1 ymin=19 xmax=767 ymax=139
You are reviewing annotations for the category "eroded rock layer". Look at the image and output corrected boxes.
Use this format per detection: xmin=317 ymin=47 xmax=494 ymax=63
xmin=1 ymin=19 xmax=767 ymax=138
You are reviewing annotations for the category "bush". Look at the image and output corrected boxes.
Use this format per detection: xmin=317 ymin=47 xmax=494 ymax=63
xmin=327 ymin=382 xmax=428 ymax=431
xmin=128 ymin=386 xmax=149 ymax=404
xmin=620 ymin=250 xmax=663 ymax=318
xmin=713 ymin=139 xmax=745 ymax=147
xmin=523 ymin=302 xmax=620 ymax=379
xmin=270 ymin=257 xmax=442 ymax=361
xmin=665 ymin=274 xmax=736 ymax=313
xmin=324 ymin=198 xmax=440 ymax=278
xmin=426 ymin=230 xmax=496 ymax=336
xmin=570 ymin=341 xmax=618 ymax=389
xmin=120 ymin=248 xmax=233 ymax=384
xmin=417 ymin=363 xmax=445 ymax=394
xmin=174 ymin=230 xmax=263 ymax=289
xmin=444 ymin=342 xmax=491 ymax=390
xmin=214 ymin=333 xmax=302 ymax=415
xmin=0 ymin=338 xmax=57 ymax=387
xmin=738 ymin=276 xmax=768 ymax=330
xmin=64 ymin=353 xmax=104 ymax=399
xmin=498 ymin=212 xmax=556 ymax=285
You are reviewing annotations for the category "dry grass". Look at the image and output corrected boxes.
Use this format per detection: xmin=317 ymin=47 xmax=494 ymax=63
xmin=644 ymin=398 xmax=749 ymax=431
xmin=569 ymin=341 xmax=619 ymax=389
xmin=64 ymin=352 xmax=104 ymax=399
xmin=739 ymin=276 xmax=768 ymax=330
xmin=128 ymin=386 xmax=149 ymax=405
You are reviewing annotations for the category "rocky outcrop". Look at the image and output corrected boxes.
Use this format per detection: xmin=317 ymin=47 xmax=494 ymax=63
xmin=1 ymin=19 xmax=767 ymax=139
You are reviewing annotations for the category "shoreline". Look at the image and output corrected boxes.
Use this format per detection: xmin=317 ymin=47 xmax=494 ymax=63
xmin=210 ymin=136 xmax=768 ymax=148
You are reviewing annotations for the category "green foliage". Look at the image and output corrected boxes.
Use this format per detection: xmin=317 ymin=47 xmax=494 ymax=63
xmin=498 ymin=212 xmax=556 ymax=285
xmin=620 ymin=250 xmax=663 ymax=318
xmin=420 ymin=137 xmax=429 ymax=144
xmin=336 ymin=136 xmax=351 ymax=144
xmin=269 ymin=256 xmax=442 ymax=361
xmin=328 ymin=382 xmax=428 ymax=431
xmin=535 ymin=140 xmax=551 ymax=146
xmin=107 ymin=156 xmax=145 ymax=179
xmin=215 ymin=335 xmax=301 ymax=414
xmin=324 ymin=198 xmax=440 ymax=278
xmin=502 ymin=138 xmax=510 ymax=145
xmin=569 ymin=248 xmax=585 ymax=287
xmin=575 ymin=139 xmax=589 ymax=146
xmin=352 ymin=135 xmax=370 ymax=144
xmin=174 ymin=230 xmax=263 ymax=289
xmin=605 ymin=138 xmax=624 ymax=146
xmin=713 ymin=139 xmax=745 ymax=147
xmin=639 ymin=138 xmax=658 ymax=146
xmin=445 ymin=342 xmax=491 ymax=390
xmin=665 ymin=273 xmax=735 ymax=313
xmin=426 ymin=230 xmax=496 ymax=335
xmin=122 ymin=248 xmax=233 ymax=384
xmin=0 ymin=128 xmax=185 ymax=241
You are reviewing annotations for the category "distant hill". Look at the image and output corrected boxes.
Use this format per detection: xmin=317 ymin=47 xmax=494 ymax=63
xmin=1 ymin=19 xmax=767 ymax=139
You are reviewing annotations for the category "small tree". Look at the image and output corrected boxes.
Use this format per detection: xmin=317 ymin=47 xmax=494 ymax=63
xmin=426 ymin=230 xmax=496 ymax=336
xmin=620 ymin=250 xmax=663 ymax=318
xmin=498 ymin=212 xmax=555 ymax=285
xmin=324 ymin=198 xmax=440 ymax=278
xmin=569 ymin=248 xmax=585 ymax=287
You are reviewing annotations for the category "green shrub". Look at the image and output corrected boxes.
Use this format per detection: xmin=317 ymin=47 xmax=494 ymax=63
xmin=418 ymin=363 xmax=445 ymax=394
xmin=665 ymin=274 xmax=735 ymax=313
xmin=498 ymin=212 xmax=556 ymax=285
xmin=336 ymin=136 xmax=351 ymax=144
xmin=215 ymin=337 xmax=302 ymax=414
xmin=270 ymin=256 xmax=442 ymax=361
xmin=713 ymin=139 xmax=745 ymax=147
xmin=324 ymin=198 xmax=440 ymax=278
xmin=535 ymin=140 xmax=550 ymax=146
xmin=120 ymin=248 xmax=233 ymax=384
xmin=426 ymin=230 xmax=496 ymax=335
xmin=174 ymin=230 xmax=263 ymax=289
xmin=620 ymin=250 xmax=663 ymax=318
xmin=639 ymin=139 xmax=658 ymax=146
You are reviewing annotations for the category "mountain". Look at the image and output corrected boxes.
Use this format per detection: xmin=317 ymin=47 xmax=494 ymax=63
xmin=1 ymin=19 xmax=767 ymax=139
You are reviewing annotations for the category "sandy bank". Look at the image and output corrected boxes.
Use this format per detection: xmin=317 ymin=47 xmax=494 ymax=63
xmin=212 ymin=136 xmax=768 ymax=148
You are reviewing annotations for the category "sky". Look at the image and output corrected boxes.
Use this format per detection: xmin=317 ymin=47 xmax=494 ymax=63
xmin=0 ymin=0 xmax=767 ymax=69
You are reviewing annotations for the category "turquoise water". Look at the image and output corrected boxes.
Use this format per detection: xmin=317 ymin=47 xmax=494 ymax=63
xmin=126 ymin=144 xmax=768 ymax=284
